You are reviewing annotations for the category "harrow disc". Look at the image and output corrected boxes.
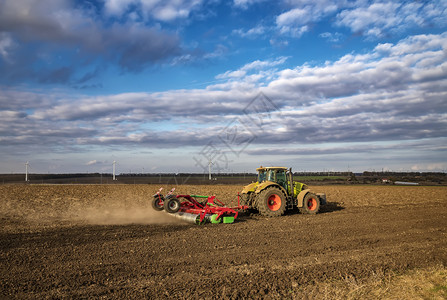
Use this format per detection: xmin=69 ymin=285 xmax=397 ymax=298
xmin=152 ymin=195 xmax=164 ymax=211
xmin=165 ymin=198 xmax=181 ymax=213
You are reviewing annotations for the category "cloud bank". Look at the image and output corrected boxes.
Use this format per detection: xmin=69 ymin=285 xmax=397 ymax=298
xmin=1 ymin=33 xmax=446 ymax=170
xmin=0 ymin=1 xmax=446 ymax=172
xmin=0 ymin=0 xmax=183 ymax=84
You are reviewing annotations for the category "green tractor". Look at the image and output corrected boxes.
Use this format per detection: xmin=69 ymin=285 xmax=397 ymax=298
xmin=240 ymin=166 xmax=326 ymax=217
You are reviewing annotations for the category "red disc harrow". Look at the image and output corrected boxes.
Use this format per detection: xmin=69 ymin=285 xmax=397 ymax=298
xmin=152 ymin=188 xmax=248 ymax=224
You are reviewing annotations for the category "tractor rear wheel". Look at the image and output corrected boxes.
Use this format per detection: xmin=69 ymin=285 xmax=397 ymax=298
xmin=299 ymin=192 xmax=320 ymax=214
xmin=152 ymin=195 xmax=164 ymax=211
xmin=257 ymin=187 xmax=286 ymax=217
xmin=165 ymin=198 xmax=181 ymax=213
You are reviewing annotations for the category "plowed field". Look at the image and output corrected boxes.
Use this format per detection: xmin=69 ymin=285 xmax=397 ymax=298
xmin=1 ymin=184 xmax=446 ymax=299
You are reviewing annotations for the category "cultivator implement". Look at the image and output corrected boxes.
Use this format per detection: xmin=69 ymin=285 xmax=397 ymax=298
xmin=152 ymin=188 xmax=248 ymax=225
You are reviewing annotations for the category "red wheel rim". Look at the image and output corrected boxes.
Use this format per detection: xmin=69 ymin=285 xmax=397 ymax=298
xmin=267 ymin=194 xmax=281 ymax=211
xmin=307 ymin=198 xmax=317 ymax=211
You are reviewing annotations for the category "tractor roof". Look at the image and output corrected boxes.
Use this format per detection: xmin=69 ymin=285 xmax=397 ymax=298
xmin=256 ymin=166 xmax=288 ymax=171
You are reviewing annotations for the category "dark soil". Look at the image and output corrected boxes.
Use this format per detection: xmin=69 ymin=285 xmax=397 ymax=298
xmin=0 ymin=185 xmax=446 ymax=299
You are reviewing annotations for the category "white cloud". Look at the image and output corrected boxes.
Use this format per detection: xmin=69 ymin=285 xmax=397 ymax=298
xmin=203 ymin=44 xmax=229 ymax=59
xmin=319 ymin=32 xmax=343 ymax=43
xmin=233 ymin=0 xmax=266 ymax=9
xmin=0 ymin=32 xmax=15 ymax=62
xmin=336 ymin=2 xmax=405 ymax=38
xmin=276 ymin=8 xmax=310 ymax=37
xmin=216 ymin=70 xmax=247 ymax=79
xmin=275 ymin=0 xmax=340 ymax=37
xmin=215 ymin=56 xmax=288 ymax=80
xmin=103 ymin=0 xmax=203 ymax=22
xmin=103 ymin=0 xmax=136 ymax=16
xmin=86 ymin=160 xmax=98 ymax=166
xmin=266 ymin=32 xmax=447 ymax=101
xmin=242 ymin=56 xmax=288 ymax=71
xmin=273 ymin=1 xmax=447 ymax=40
xmin=336 ymin=1 xmax=447 ymax=39
xmin=269 ymin=39 xmax=289 ymax=48
xmin=278 ymin=25 xmax=308 ymax=38
xmin=232 ymin=25 xmax=267 ymax=38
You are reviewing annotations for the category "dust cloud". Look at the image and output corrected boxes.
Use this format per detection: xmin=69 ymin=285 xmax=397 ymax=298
xmin=0 ymin=185 xmax=186 ymax=231
xmin=69 ymin=205 xmax=182 ymax=225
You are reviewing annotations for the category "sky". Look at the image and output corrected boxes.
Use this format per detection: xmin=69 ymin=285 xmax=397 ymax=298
xmin=0 ymin=0 xmax=446 ymax=174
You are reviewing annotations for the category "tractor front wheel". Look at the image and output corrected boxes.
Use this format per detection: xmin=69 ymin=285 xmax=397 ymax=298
xmin=165 ymin=198 xmax=181 ymax=213
xmin=257 ymin=187 xmax=287 ymax=217
xmin=299 ymin=193 xmax=320 ymax=214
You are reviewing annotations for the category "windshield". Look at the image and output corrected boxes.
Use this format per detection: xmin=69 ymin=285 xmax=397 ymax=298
xmin=258 ymin=170 xmax=266 ymax=182
xmin=276 ymin=170 xmax=286 ymax=182
xmin=267 ymin=170 xmax=275 ymax=181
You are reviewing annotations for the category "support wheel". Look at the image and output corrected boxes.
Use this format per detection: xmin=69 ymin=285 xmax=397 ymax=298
xmin=257 ymin=187 xmax=286 ymax=217
xmin=152 ymin=195 xmax=164 ymax=211
xmin=165 ymin=198 xmax=181 ymax=213
xmin=299 ymin=193 xmax=320 ymax=214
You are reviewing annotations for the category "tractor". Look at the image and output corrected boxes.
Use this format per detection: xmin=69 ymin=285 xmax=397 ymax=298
xmin=240 ymin=166 xmax=326 ymax=217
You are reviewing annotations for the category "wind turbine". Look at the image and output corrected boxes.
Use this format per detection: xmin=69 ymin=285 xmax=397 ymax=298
xmin=25 ymin=161 xmax=29 ymax=182
xmin=113 ymin=160 xmax=117 ymax=181
xmin=208 ymin=159 xmax=213 ymax=180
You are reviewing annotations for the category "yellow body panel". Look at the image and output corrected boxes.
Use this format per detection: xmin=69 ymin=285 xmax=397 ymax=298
xmin=254 ymin=181 xmax=276 ymax=193
xmin=241 ymin=182 xmax=258 ymax=194
xmin=297 ymin=189 xmax=310 ymax=207
xmin=241 ymin=180 xmax=288 ymax=197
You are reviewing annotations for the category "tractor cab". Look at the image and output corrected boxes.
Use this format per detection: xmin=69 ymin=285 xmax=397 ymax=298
xmin=257 ymin=166 xmax=288 ymax=190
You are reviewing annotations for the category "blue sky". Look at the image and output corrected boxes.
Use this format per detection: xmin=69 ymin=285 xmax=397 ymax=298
xmin=0 ymin=0 xmax=446 ymax=174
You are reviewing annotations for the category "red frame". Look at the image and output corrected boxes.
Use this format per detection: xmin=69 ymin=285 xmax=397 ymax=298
xmin=154 ymin=188 xmax=248 ymax=223
xmin=175 ymin=194 xmax=247 ymax=223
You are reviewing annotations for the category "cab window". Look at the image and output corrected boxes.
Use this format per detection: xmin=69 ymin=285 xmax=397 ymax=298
xmin=267 ymin=170 xmax=275 ymax=182
xmin=276 ymin=170 xmax=287 ymax=188
xmin=258 ymin=171 xmax=266 ymax=182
